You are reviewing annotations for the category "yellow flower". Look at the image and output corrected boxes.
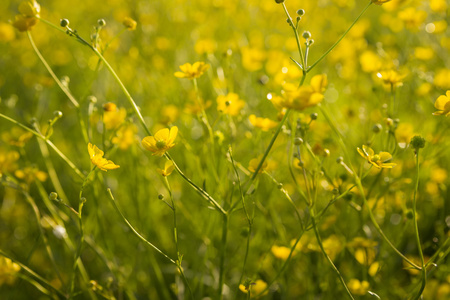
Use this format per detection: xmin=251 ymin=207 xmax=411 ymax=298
xmin=157 ymin=160 xmax=175 ymax=177
xmin=357 ymin=145 xmax=396 ymax=169
xmin=0 ymin=256 xmax=21 ymax=286
xmin=273 ymin=74 xmax=327 ymax=111
xmin=123 ymin=17 xmax=137 ymax=30
xmin=249 ymin=114 xmax=278 ymax=131
xmin=15 ymin=166 xmax=47 ymax=184
xmin=216 ymin=93 xmax=245 ymax=116
xmin=377 ymin=70 xmax=406 ymax=87
xmin=103 ymin=103 xmax=127 ymax=130
xmin=12 ymin=15 xmax=38 ymax=32
xmin=174 ymin=62 xmax=209 ymax=79
xmin=348 ymin=279 xmax=370 ymax=296
xmin=88 ymin=143 xmax=120 ymax=171
xmin=18 ymin=0 xmax=40 ymax=17
xmin=248 ymin=155 xmax=276 ymax=173
xmin=112 ymin=124 xmax=138 ymax=150
xmin=433 ymin=90 xmax=450 ymax=116
xmin=142 ymin=126 xmax=178 ymax=156
xmin=2 ymin=127 xmax=33 ymax=147
xmin=239 ymin=279 xmax=268 ymax=298
xmin=271 ymin=245 xmax=292 ymax=260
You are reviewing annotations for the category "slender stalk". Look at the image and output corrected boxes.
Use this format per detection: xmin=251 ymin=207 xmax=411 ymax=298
xmin=307 ymin=2 xmax=372 ymax=72
xmin=411 ymin=150 xmax=426 ymax=299
xmin=282 ymin=3 xmax=305 ymax=68
xmin=217 ymin=213 xmax=229 ymax=300
xmin=0 ymin=113 xmax=85 ymax=179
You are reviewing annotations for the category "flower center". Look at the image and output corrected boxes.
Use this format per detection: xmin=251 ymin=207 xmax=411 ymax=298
xmin=156 ymin=140 xmax=167 ymax=149
xmin=372 ymin=154 xmax=380 ymax=162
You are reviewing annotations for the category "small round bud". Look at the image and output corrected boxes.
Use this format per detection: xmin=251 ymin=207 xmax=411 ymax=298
xmin=296 ymin=16 xmax=301 ymax=22
xmin=332 ymin=188 xmax=339 ymax=195
xmin=310 ymin=113 xmax=318 ymax=120
xmin=97 ymin=19 xmax=106 ymax=27
xmin=277 ymin=183 xmax=283 ymax=189
xmin=410 ymin=136 xmax=426 ymax=150
xmin=323 ymin=149 xmax=330 ymax=157
xmin=80 ymin=197 xmax=87 ymax=204
xmin=60 ymin=19 xmax=69 ymax=27
xmin=385 ymin=118 xmax=394 ymax=127
xmin=275 ymin=0 xmax=285 ymax=3
xmin=54 ymin=111 xmax=63 ymax=118
xmin=286 ymin=18 xmax=292 ymax=24
xmin=87 ymin=96 xmax=97 ymax=103
xmin=158 ymin=194 xmax=164 ymax=200
xmin=372 ymin=124 xmax=382 ymax=133
xmin=393 ymin=118 xmax=400 ymax=125
xmin=336 ymin=156 xmax=344 ymax=164
xmin=406 ymin=210 xmax=414 ymax=220
xmin=308 ymin=39 xmax=315 ymax=45
xmin=297 ymin=9 xmax=305 ymax=16
xmin=294 ymin=137 xmax=304 ymax=145
xmin=302 ymin=31 xmax=311 ymax=39
xmin=297 ymin=161 xmax=304 ymax=167
xmin=49 ymin=192 xmax=58 ymax=201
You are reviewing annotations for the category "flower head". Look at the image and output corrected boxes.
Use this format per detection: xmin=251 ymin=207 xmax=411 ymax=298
xmin=12 ymin=1 xmax=40 ymax=32
xmin=239 ymin=279 xmax=268 ymax=298
xmin=157 ymin=160 xmax=175 ymax=177
xmin=103 ymin=103 xmax=126 ymax=130
xmin=217 ymin=93 xmax=245 ymax=116
xmin=432 ymin=90 xmax=450 ymax=116
xmin=88 ymin=143 xmax=120 ymax=171
xmin=249 ymin=115 xmax=278 ymax=131
xmin=122 ymin=17 xmax=137 ymax=30
xmin=174 ymin=62 xmax=209 ymax=79
xmin=142 ymin=127 xmax=178 ymax=156
xmin=377 ymin=70 xmax=406 ymax=87
xmin=357 ymin=145 xmax=396 ymax=169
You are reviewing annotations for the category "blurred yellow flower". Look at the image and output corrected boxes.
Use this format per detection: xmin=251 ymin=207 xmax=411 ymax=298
xmin=434 ymin=69 xmax=450 ymax=89
xmin=15 ymin=166 xmax=47 ymax=184
xmin=18 ymin=0 xmax=40 ymax=17
xmin=433 ymin=90 xmax=450 ymax=116
xmin=216 ymin=93 xmax=245 ymax=116
xmin=239 ymin=279 xmax=268 ymax=298
xmin=249 ymin=114 xmax=278 ymax=131
xmin=357 ymin=145 xmax=396 ymax=169
xmin=0 ymin=149 xmax=20 ymax=174
xmin=2 ymin=127 xmax=33 ymax=147
xmin=348 ymin=279 xmax=370 ymax=295
xmin=103 ymin=103 xmax=126 ymax=130
xmin=123 ymin=17 xmax=137 ymax=30
xmin=157 ymin=160 xmax=175 ymax=177
xmin=112 ymin=124 xmax=138 ymax=150
xmin=142 ymin=126 xmax=178 ymax=156
xmin=12 ymin=15 xmax=38 ymax=32
xmin=174 ymin=62 xmax=209 ymax=79
xmin=0 ymin=256 xmax=21 ymax=286
xmin=377 ymin=70 xmax=406 ymax=87
xmin=88 ymin=143 xmax=120 ymax=171
xmin=248 ymin=155 xmax=276 ymax=173
xmin=271 ymin=245 xmax=292 ymax=260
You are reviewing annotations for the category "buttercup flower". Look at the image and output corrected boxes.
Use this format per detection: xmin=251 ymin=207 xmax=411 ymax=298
xmin=271 ymin=245 xmax=292 ymax=260
xmin=377 ymin=70 xmax=406 ymax=87
xmin=0 ymin=256 xmax=21 ymax=286
xmin=103 ymin=103 xmax=126 ymax=130
xmin=432 ymin=90 xmax=450 ymax=116
xmin=123 ymin=17 xmax=137 ymax=30
xmin=217 ymin=93 xmax=245 ymax=116
xmin=249 ymin=114 xmax=278 ymax=131
xmin=174 ymin=62 xmax=209 ymax=79
xmin=239 ymin=279 xmax=268 ymax=298
xmin=157 ymin=160 xmax=175 ymax=177
xmin=12 ymin=0 xmax=40 ymax=32
xmin=371 ymin=0 xmax=391 ymax=5
xmin=357 ymin=145 xmax=396 ymax=169
xmin=142 ymin=126 xmax=178 ymax=156
xmin=88 ymin=143 xmax=120 ymax=171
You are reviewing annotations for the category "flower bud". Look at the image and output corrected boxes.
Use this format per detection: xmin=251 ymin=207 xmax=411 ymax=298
xmin=277 ymin=183 xmax=283 ymax=189
xmin=297 ymin=9 xmax=305 ymax=16
xmin=310 ymin=113 xmax=318 ymax=120
xmin=302 ymin=31 xmax=311 ymax=39
xmin=158 ymin=194 xmax=164 ymax=200
xmin=54 ymin=111 xmax=63 ymax=118
xmin=275 ymin=0 xmax=285 ymax=3
xmin=410 ymin=135 xmax=425 ymax=150
xmin=372 ymin=124 xmax=382 ymax=133
xmin=294 ymin=137 xmax=304 ymax=145
xmin=336 ymin=156 xmax=344 ymax=164
xmin=97 ymin=19 xmax=106 ymax=27
xmin=49 ymin=192 xmax=58 ymax=201
xmin=60 ymin=18 xmax=70 ymax=28
xmin=122 ymin=17 xmax=137 ymax=30
xmin=87 ymin=95 xmax=97 ymax=103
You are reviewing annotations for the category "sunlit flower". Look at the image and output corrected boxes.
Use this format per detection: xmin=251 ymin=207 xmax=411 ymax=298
xmin=0 ymin=256 xmax=21 ymax=286
xmin=88 ymin=143 xmax=120 ymax=171
xmin=248 ymin=155 xmax=275 ymax=173
xmin=112 ymin=123 xmax=138 ymax=150
xmin=249 ymin=115 xmax=278 ymax=131
xmin=377 ymin=70 xmax=406 ymax=87
xmin=348 ymin=279 xmax=370 ymax=295
xmin=1 ymin=127 xmax=33 ymax=147
xmin=15 ymin=166 xmax=47 ymax=184
xmin=18 ymin=0 xmax=40 ymax=17
xmin=216 ymin=93 xmax=245 ymax=116
xmin=157 ymin=160 xmax=175 ymax=177
xmin=174 ymin=62 xmax=209 ymax=79
xmin=271 ymin=245 xmax=292 ymax=260
xmin=357 ymin=145 xmax=396 ymax=169
xmin=12 ymin=1 xmax=40 ymax=32
xmin=142 ymin=127 xmax=178 ymax=156
xmin=103 ymin=103 xmax=126 ymax=130
xmin=239 ymin=279 xmax=268 ymax=298
xmin=123 ymin=17 xmax=137 ymax=30
xmin=432 ymin=90 xmax=450 ymax=116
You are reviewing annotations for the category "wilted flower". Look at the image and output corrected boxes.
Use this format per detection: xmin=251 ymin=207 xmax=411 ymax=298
xmin=357 ymin=145 xmax=396 ymax=169
xmin=142 ymin=127 xmax=178 ymax=156
xmin=174 ymin=62 xmax=209 ymax=79
xmin=432 ymin=90 xmax=450 ymax=116
xmin=88 ymin=143 xmax=120 ymax=171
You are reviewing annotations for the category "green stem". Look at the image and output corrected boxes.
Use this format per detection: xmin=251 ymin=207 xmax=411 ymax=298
xmin=218 ymin=213 xmax=229 ymax=300
xmin=0 ymin=113 xmax=84 ymax=179
xmin=411 ymin=150 xmax=426 ymax=299
xmin=282 ymin=3 xmax=305 ymax=68
xmin=307 ymin=2 xmax=372 ymax=72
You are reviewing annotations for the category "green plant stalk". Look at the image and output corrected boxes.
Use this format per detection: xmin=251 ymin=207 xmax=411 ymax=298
xmin=0 ymin=249 xmax=66 ymax=298
xmin=311 ymin=211 xmax=355 ymax=299
xmin=282 ymin=3 xmax=305 ymax=69
xmin=411 ymin=150 xmax=426 ymax=300
xmin=0 ymin=113 xmax=85 ymax=179
xmin=106 ymin=188 xmax=176 ymax=264
xmin=27 ymin=31 xmax=89 ymax=145
xmin=307 ymin=2 xmax=372 ymax=72
xmin=163 ymin=177 xmax=194 ymax=299
xmin=320 ymin=106 xmax=421 ymax=270
xmin=218 ymin=213 xmax=229 ymax=300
